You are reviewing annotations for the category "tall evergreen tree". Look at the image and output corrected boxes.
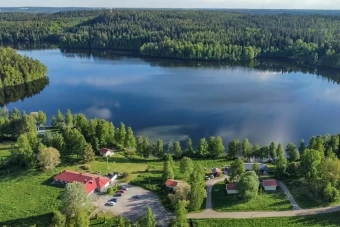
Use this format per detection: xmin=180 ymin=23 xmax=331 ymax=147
xmin=197 ymin=138 xmax=209 ymax=157
xmin=124 ymin=127 xmax=136 ymax=149
xmin=174 ymin=141 xmax=183 ymax=159
xmin=188 ymin=163 xmax=206 ymax=211
xmin=185 ymin=138 xmax=194 ymax=157
xmin=162 ymin=161 xmax=174 ymax=182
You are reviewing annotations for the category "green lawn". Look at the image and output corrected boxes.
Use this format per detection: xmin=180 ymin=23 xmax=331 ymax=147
xmin=283 ymin=179 xmax=340 ymax=209
xmin=69 ymin=153 xmax=148 ymax=182
xmin=191 ymin=212 xmax=340 ymax=227
xmin=212 ymin=181 xmax=292 ymax=212
xmin=0 ymin=168 xmax=63 ymax=227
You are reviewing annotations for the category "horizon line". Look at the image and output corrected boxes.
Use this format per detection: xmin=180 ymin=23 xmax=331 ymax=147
xmin=0 ymin=7 xmax=340 ymax=11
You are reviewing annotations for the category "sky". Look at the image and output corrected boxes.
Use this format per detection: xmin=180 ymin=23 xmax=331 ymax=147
xmin=0 ymin=0 xmax=339 ymax=10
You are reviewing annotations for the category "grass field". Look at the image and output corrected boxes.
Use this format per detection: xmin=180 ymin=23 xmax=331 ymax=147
xmin=0 ymin=167 xmax=63 ymax=226
xmin=283 ymin=179 xmax=340 ymax=209
xmin=190 ymin=211 xmax=340 ymax=227
xmin=212 ymin=181 xmax=292 ymax=212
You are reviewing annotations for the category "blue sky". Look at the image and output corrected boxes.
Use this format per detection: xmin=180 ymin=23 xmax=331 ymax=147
xmin=0 ymin=0 xmax=338 ymax=9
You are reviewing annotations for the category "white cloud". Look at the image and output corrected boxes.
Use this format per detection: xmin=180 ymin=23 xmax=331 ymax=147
xmin=85 ymin=107 xmax=112 ymax=119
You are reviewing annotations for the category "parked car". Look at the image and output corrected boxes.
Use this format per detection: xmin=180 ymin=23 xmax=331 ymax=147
xmin=205 ymin=176 xmax=210 ymax=180
xmin=107 ymin=201 xmax=116 ymax=206
xmin=210 ymin=175 xmax=215 ymax=179
xmin=115 ymin=193 xmax=122 ymax=197
xmin=110 ymin=198 xmax=118 ymax=202
xmin=118 ymin=190 xmax=125 ymax=193
xmin=121 ymin=186 xmax=128 ymax=191
xmin=132 ymin=195 xmax=142 ymax=199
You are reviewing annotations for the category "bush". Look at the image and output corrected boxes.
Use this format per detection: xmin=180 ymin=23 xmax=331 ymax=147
xmin=107 ymin=187 xmax=114 ymax=195
xmin=122 ymin=172 xmax=129 ymax=179
xmin=79 ymin=164 xmax=91 ymax=171
xmin=224 ymin=178 xmax=230 ymax=184
xmin=323 ymin=183 xmax=339 ymax=202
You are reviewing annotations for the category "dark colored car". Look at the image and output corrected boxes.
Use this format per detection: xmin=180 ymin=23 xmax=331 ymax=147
xmin=110 ymin=198 xmax=118 ymax=202
xmin=115 ymin=193 xmax=122 ymax=197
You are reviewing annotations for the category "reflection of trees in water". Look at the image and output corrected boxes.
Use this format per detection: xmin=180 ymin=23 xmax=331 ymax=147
xmin=60 ymin=49 xmax=340 ymax=85
xmin=0 ymin=77 xmax=49 ymax=106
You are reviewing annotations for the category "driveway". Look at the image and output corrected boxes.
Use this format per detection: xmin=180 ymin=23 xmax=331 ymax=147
xmin=188 ymin=177 xmax=340 ymax=219
xmin=95 ymin=184 xmax=173 ymax=226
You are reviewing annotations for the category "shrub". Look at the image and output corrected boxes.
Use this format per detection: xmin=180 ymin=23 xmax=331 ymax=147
xmin=122 ymin=172 xmax=129 ymax=179
xmin=224 ymin=178 xmax=230 ymax=184
xmin=323 ymin=183 xmax=339 ymax=202
xmin=80 ymin=164 xmax=91 ymax=171
xmin=107 ymin=187 xmax=114 ymax=195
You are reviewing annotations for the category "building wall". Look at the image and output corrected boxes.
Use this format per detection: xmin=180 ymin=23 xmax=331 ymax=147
xmin=264 ymin=186 xmax=276 ymax=191
xmin=226 ymin=189 xmax=239 ymax=194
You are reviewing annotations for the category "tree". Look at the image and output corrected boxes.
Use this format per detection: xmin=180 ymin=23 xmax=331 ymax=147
xmin=155 ymin=139 xmax=164 ymax=158
xmin=81 ymin=143 xmax=95 ymax=163
xmin=69 ymin=208 xmax=89 ymax=227
xmin=174 ymin=141 xmax=183 ymax=159
xmin=209 ymin=136 xmax=225 ymax=158
xmin=51 ymin=133 xmax=65 ymax=153
xmin=171 ymin=200 xmax=189 ymax=227
xmin=162 ymin=161 xmax=174 ymax=182
xmin=37 ymin=147 xmax=61 ymax=171
xmin=299 ymin=139 xmax=305 ymax=155
xmin=179 ymin=157 xmax=194 ymax=180
xmin=167 ymin=141 xmax=175 ymax=154
xmin=137 ymin=207 xmax=156 ymax=227
xmin=37 ymin=110 xmax=47 ymax=126
xmin=63 ymin=128 xmax=86 ymax=157
xmin=320 ymin=153 xmax=340 ymax=186
xmin=14 ymin=133 xmax=34 ymax=168
xmin=118 ymin=122 xmax=126 ymax=145
xmin=124 ymin=127 xmax=136 ymax=149
xmin=65 ymin=109 xmax=73 ymax=128
xmin=242 ymin=138 xmax=252 ymax=161
xmin=316 ymin=137 xmax=325 ymax=158
xmin=168 ymin=182 xmax=191 ymax=205
xmin=238 ymin=171 xmax=259 ymax=201
xmin=142 ymin=138 xmax=151 ymax=159
xmin=185 ymin=138 xmax=194 ymax=157
xmin=269 ymin=142 xmax=277 ymax=160
xmin=301 ymin=149 xmax=322 ymax=183
xmin=275 ymin=144 xmax=287 ymax=179
xmin=252 ymin=163 xmax=260 ymax=175
xmin=323 ymin=182 xmax=339 ymax=203
xmin=286 ymin=143 xmax=300 ymax=161
xmin=228 ymin=139 xmax=241 ymax=160
xmin=252 ymin=143 xmax=260 ymax=159
xmin=54 ymin=110 xmax=65 ymax=128
xmin=51 ymin=210 xmax=66 ymax=227
xmin=197 ymin=138 xmax=209 ymax=157
xmin=165 ymin=154 xmax=175 ymax=169
xmin=188 ymin=163 xmax=206 ymax=211
xmin=230 ymin=159 xmax=245 ymax=181
xmin=61 ymin=182 xmax=90 ymax=219
xmin=330 ymin=135 xmax=339 ymax=155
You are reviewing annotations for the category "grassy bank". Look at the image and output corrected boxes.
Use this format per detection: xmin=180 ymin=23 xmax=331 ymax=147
xmin=191 ymin=211 xmax=340 ymax=227
xmin=212 ymin=181 xmax=292 ymax=212
xmin=283 ymin=179 xmax=340 ymax=209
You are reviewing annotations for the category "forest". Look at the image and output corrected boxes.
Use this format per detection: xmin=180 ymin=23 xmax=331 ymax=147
xmin=0 ymin=47 xmax=47 ymax=88
xmin=1 ymin=10 xmax=340 ymax=68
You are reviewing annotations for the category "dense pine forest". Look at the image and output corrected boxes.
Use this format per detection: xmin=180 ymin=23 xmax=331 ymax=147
xmin=0 ymin=47 xmax=47 ymax=88
xmin=1 ymin=10 xmax=340 ymax=67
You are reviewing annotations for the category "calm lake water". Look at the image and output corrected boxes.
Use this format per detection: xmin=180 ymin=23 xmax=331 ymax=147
xmin=5 ymin=49 xmax=340 ymax=146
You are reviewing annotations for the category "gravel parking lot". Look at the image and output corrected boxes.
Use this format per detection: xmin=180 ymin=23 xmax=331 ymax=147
xmin=96 ymin=184 xmax=173 ymax=226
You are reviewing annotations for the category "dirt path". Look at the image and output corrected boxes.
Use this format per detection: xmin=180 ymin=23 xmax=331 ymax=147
xmin=188 ymin=177 xmax=340 ymax=219
xmin=277 ymin=180 xmax=301 ymax=210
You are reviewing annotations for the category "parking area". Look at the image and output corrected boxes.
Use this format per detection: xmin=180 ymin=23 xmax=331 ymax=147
xmin=95 ymin=184 xmax=173 ymax=226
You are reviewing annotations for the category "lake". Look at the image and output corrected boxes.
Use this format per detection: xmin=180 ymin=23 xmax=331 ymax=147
xmin=4 ymin=49 xmax=340 ymax=146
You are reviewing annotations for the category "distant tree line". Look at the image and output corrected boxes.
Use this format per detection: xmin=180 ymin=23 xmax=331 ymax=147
xmin=0 ymin=47 xmax=47 ymax=88
xmin=1 ymin=10 xmax=340 ymax=68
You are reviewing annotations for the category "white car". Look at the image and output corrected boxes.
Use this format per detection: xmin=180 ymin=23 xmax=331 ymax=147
xmin=107 ymin=201 xmax=116 ymax=206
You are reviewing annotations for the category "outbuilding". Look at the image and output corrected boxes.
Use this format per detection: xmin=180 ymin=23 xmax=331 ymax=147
xmin=165 ymin=179 xmax=180 ymax=190
xmin=226 ymin=183 xmax=239 ymax=194
xmin=100 ymin=148 xmax=115 ymax=157
xmin=212 ymin=168 xmax=222 ymax=177
xmin=262 ymin=179 xmax=278 ymax=191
